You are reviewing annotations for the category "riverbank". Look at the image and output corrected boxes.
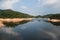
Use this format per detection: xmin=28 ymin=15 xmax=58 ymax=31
xmin=48 ymin=18 xmax=60 ymax=22
xmin=0 ymin=18 xmax=33 ymax=28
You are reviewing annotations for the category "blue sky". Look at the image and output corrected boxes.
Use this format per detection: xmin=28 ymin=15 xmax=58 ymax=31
xmin=0 ymin=0 xmax=60 ymax=16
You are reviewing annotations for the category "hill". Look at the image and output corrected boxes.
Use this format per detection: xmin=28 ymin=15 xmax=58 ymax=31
xmin=35 ymin=15 xmax=42 ymax=18
xmin=0 ymin=9 xmax=34 ymax=18
xmin=43 ymin=14 xmax=60 ymax=19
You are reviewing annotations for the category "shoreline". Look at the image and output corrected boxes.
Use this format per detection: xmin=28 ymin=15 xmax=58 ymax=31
xmin=0 ymin=18 xmax=33 ymax=28
xmin=48 ymin=18 xmax=60 ymax=22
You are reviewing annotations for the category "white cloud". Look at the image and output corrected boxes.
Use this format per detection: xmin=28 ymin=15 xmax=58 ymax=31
xmin=45 ymin=0 xmax=58 ymax=5
xmin=41 ymin=0 xmax=59 ymax=9
xmin=38 ymin=0 xmax=59 ymax=7
xmin=20 ymin=6 xmax=28 ymax=9
xmin=37 ymin=0 xmax=60 ymax=14
xmin=0 ymin=0 xmax=20 ymax=9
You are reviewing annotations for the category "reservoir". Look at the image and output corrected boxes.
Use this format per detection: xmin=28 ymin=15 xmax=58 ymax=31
xmin=0 ymin=18 xmax=60 ymax=40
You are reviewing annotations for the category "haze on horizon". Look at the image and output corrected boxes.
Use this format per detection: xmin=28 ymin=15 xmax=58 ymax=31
xmin=0 ymin=0 xmax=60 ymax=16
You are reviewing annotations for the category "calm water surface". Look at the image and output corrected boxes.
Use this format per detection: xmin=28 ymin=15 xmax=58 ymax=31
xmin=0 ymin=18 xmax=60 ymax=40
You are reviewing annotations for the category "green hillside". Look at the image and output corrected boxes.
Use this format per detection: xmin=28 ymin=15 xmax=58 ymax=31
xmin=0 ymin=9 xmax=34 ymax=18
xmin=43 ymin=14 xmax=60 ymax=19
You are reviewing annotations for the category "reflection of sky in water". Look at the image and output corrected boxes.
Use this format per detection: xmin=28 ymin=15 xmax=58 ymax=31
xmin=0 ymin=28 xmax=23 ymax=40
xmin=0 ymin=20 xmax=60 ymax=40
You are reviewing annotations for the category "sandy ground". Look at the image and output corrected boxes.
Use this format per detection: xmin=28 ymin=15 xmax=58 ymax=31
xmin=0 ymin=18 xmax=33 ymax=27
xmin=48 ymin=18 xmax=60 ymax=22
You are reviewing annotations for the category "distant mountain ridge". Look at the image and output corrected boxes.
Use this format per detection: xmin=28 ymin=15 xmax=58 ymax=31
xmin=43 ymin=14 xmax=60 ymax=19
xmin=0 ymin=9 xmax=34 ymax=18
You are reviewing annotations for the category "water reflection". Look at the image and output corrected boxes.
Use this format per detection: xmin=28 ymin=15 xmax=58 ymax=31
xmin=48 ymin=22 xmax=60 ymax=26
xmin=3 ymin=20 xmax=30 ymax=27
xmin=0 ymin=28 xmax=22 ymax=40
xmin=44 ymin=20 xmax=60 ymax=26
xmin=15 ymin=20 xmax=60 ymax=40
xmin=0 ymin=19 xmax=60 ymax=40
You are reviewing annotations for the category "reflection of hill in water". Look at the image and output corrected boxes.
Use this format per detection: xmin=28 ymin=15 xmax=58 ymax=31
xmin=45 ymin=21 xmax=60 ymax=26
xmin=3 ymin=20 xmax=30 ymax=27
xmin=49 ymin=22 xmax=60 ymax=26
xmin=0 ymin=20 xmax=60 ymax=40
